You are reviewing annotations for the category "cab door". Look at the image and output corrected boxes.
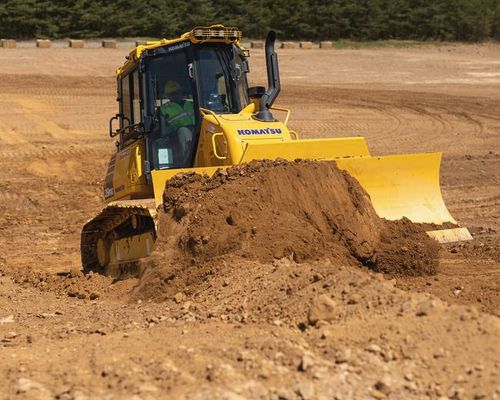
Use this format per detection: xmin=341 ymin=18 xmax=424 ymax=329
xmin=144 ymin=43 xmax=201 ymax=170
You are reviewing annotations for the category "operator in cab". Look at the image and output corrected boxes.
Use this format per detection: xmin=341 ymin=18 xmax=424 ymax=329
xmin=160 ymin=80 xmax=195 ymax=159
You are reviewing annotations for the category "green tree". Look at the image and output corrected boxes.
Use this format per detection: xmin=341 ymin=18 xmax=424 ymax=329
xmin=308 ymin=0 xmax=349 ymax=40
xmin=0 ymin=0 xmax=499 ymax=41
xmin=269 ymin=0 xmax=315 ymax=39
xmin=493 ymin=1 xmax=500 ymax=39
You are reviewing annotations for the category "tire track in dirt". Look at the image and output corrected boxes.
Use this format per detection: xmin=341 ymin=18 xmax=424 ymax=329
xmin=283 ymin=85 xmax=499 ymax=155
xmin=373 ymin=106 xmax=403 ymax=137
xmin=448 ymin=190 xmax=500 ymax=226
xmin=288 ymin=101 xmax=476 ymax=149
xmin=0 ymin=100 xmax=37 ymax=149
xmin=0 ymin=191 xmax=38 ymax=210
xmin=0 ymin=127 xmax=33 ymax=147
xmin=0 ymin=75 xmax=114 ymax=146
xmin=0 ymin=145 xmax=109 ymax=161
xmin=0 ymin=74 xmax=114 ymax=95
xmin=7 ymin=96 xmax=94 ymax=140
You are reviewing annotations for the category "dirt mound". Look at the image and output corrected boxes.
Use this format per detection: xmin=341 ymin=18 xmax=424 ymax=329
xmin=134 ymin=160 xmax=439 ymax=303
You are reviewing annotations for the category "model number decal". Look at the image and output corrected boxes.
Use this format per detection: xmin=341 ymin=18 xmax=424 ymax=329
xmin=237 ymin=128 xmax=283 ymax=135
xmin=166 ymin=41 xmax=190 ymax=52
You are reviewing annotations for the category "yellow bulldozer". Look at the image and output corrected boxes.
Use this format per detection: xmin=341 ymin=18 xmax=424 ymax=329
xmin=81 ymin=25 xmax=471 ymax=277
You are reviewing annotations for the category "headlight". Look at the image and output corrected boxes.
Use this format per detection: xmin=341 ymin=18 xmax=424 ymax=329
xmin=190 ymin=25 xmax=241 ymax=43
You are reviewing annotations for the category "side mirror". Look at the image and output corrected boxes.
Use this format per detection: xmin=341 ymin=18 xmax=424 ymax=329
xmin=109 ymin=113 xmax=130 ymax=137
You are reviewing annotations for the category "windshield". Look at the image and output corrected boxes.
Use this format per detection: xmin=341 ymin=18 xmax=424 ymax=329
xmin=146 ymin=47 xmax=198 ymax=170
xmin=196 ymin=45 xmax=248 ymax=113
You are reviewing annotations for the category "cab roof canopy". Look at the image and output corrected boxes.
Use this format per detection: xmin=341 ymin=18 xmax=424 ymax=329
xmin=117 ymin=25 xmax=243 ymax=77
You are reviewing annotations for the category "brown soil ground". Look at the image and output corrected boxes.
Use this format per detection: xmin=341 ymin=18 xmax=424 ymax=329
xmin=0 ymin=45 xmax=499 ymax=399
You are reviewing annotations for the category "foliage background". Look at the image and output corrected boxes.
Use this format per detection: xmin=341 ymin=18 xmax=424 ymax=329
xmin=0 ymin=0 xmax=499 ymax=41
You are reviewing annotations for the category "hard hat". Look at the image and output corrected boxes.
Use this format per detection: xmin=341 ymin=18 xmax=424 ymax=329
xmin=164 ymin=80 xmax=181 ymax=95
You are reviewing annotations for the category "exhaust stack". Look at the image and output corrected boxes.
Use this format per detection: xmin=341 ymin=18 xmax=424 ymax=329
xmin=255 ymin=31 xmax=281 ymax=122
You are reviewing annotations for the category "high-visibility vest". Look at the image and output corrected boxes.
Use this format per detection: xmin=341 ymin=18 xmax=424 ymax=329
xmin=160 ymin=101 xmax=194 ymax=131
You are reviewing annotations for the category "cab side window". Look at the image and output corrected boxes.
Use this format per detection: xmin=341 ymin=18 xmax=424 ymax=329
xmin=132 ymin=70 xmax=141 ymax=124
xmin=119 ymin=69 xmax=142 ymax=130
xmin=120 ymin=74 xmax=131 ymax=128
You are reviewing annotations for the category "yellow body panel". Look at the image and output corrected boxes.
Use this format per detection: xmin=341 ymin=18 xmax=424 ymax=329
xmin=194 ymin=112 xmax=292 ymax=167
xmin=104 ymin=141 xmax=152 ymax=202
xmin=109 ymin=232 xmax=155 ymax=263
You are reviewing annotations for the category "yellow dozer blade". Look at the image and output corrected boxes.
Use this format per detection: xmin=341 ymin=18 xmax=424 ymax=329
xmin=335 ymin=154 xmax=472 ymax=242
xmin=335 ymin=153 xmax=452 ymax=224
xmin=151 ymin=138 xmax=471 ymax=243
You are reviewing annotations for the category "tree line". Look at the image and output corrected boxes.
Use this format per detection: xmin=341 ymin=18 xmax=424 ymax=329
xmin=1 ymin=0 xmax=499 ymax=42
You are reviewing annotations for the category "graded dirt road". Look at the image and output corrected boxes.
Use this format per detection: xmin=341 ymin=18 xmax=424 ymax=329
xmin=0 ymin=44 xmax=499 ymax=399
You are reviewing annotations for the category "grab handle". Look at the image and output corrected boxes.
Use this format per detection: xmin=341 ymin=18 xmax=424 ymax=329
xmin=289 ymin=130 xmax=299 ymax=140
xmin=211 ymin=132 xmax=227 ymax=160
xmin=270 ymin=105 xmax=291 ymax=125
xmin=199 ymin=107 xmax=221 ymax=125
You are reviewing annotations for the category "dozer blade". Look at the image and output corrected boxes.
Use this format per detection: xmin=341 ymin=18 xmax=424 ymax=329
xmin=152 ymin=166 xmax=224 ymax=207
xmin=241 ymin=137 xmax=371 ymax=160
xmin=334 ymin=152 xmax=454 ymax=224
xmin=151 ymin=139 xmax=471 ymax=243
xmin=334 ymin=153 xmax=472 ymax=242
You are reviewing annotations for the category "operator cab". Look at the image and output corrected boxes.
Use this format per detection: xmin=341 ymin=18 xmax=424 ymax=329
xmin=110 ymin=26 xmax=250 ymax=172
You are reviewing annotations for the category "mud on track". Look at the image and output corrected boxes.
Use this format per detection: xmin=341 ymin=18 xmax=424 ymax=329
xmin=0 ymin=45 xmax=499 ymax=399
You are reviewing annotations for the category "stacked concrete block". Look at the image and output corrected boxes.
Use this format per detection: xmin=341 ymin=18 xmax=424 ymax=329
xmin=69 ymin=39 xmax=84 ymax=48
xmin=300 ymin=41 xmax=313 ymax=49
xmin=320 ymin=41 xmax=333 ymax=49
xmin=281 ymin=41 xmax=298 ymax=49
xmin=250 ymin=41 xmax=264 ymax=49
xmin=36 ymin=39 xmax=51 ymax=48
xmin=1 ymin=39 xmax=16 ymax=48
xmin=102 ymin=40 xmax=117 ymax=48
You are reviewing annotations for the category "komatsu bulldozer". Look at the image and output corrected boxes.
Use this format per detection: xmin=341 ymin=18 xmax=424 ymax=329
xmin=81 ymin=25 xmax=471 ymax=277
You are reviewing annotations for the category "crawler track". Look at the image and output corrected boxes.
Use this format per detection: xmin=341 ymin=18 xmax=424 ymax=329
xmin=81 ymin=200 xmax=156 ymax=277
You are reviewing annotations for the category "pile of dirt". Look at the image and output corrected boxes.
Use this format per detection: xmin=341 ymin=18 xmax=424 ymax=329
xmin=134 ymin=160 xmax=439 ymax=305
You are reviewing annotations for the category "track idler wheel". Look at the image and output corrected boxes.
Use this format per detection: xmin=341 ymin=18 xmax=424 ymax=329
xmin=96 ymin=236 xmax=112 ymax=267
